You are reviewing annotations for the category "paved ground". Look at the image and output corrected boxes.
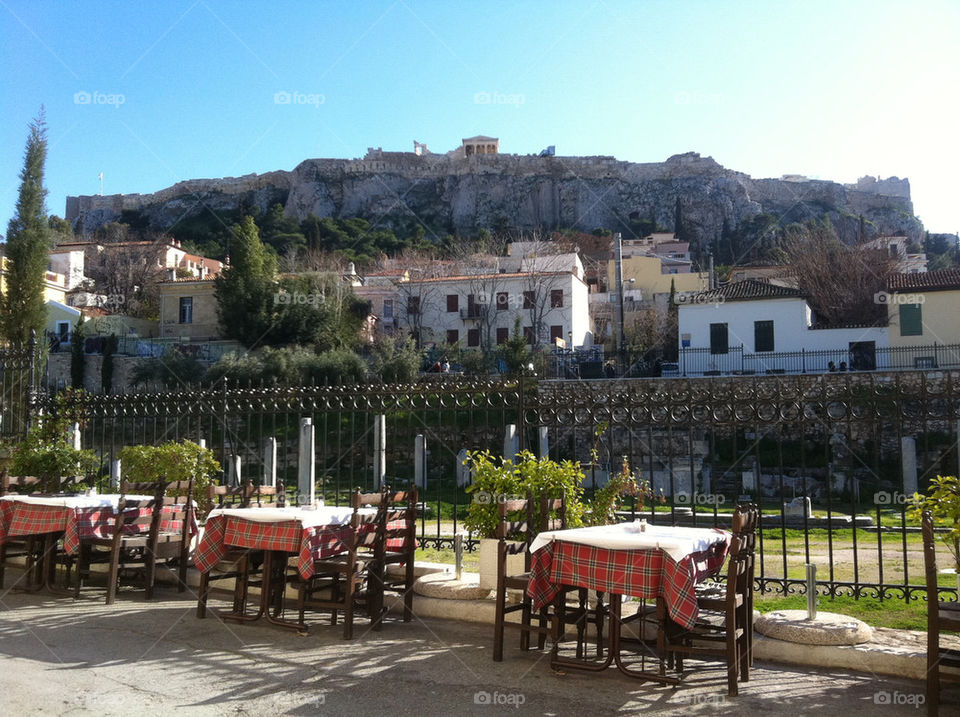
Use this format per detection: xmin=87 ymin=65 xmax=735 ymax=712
xmin=0 ymin=574 xmax=949 ymax=716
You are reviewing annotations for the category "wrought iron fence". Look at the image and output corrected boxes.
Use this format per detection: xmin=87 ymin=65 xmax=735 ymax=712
xmin=23 ymin=367 xmax=960 ymax=604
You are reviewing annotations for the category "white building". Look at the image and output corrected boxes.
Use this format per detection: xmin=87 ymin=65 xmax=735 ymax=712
xmin=397 ymin=269 xmax=591 ymax=351
xmin=677 ymin=280 xmax=889 ymax=374
xmin=49 ymin=248 xmax=87 ymax=290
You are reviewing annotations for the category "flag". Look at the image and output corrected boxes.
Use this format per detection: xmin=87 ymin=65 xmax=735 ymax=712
xmin=98 ymin=172 xmax=103 ymax=181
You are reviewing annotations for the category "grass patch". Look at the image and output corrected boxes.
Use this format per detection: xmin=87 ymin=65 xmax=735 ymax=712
xmin=416 ymin=546 xmax=480 ymax=572
xmin=755 ymin=592 xmax=928 ymax=631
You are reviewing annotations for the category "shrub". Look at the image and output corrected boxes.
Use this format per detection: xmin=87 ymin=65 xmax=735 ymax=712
xmin=119 ymin=440 xmax=221 ymax=516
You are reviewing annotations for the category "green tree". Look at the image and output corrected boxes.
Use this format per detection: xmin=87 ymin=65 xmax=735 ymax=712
xmin=214 ymin=216 xmax=278 ymax=348
xmin=2 ymin=112 xmax=51 ymax=345
xmin=70 ymin=318 xmax=86 ymax=388
xmin=499 ymin=315 xmax=532 ymax=375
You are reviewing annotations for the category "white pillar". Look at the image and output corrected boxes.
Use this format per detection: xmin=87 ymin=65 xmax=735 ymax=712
xmin=456 ymin=448 xmax=470 ymax=487
xmin=538 ymin=426 xmax=549 ymax=458
xmin=299 ymin=418 xmax=315 ymax=505
xmin=901 ymin=436 xmax=918 ymax=497
xmin=110 ymin=459 xmax=122 ymax=490
xmin=504 ymin=424 xmax=519 ymax=462
xmin=414 ymin=434 xmax=427 ymax=490
xmin=72 ymin=422 xmax=81 ymax=450
xmin=229 ymin=455 xmax=242 ymax=488
xmin=373 ymin=414 xmax=386 ymax=489
xmin=264 ymin=437 xmax=277 ymax=487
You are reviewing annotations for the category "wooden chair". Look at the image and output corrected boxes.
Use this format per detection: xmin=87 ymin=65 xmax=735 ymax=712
xmin=493 ymin=494 xmax=558 ymax=661
xmin=369 ymin=485 xmax=418 ymax=629
xmin=922 ymin=510 xmax=960 ymax=715
xmin=663 ymin=535 xmax=749 ymax=697
xmin=197 ymin=481 xmax=253 ymax=617
xmin=0 ymin=472 xmax=44 ymax=589
xmin=74 ymin=478 xmax=194 ymax=604
xmin=540 ymin=494 xmax=597 ymax=658
xmin=296 ymin=489 xmax=380 ymax=638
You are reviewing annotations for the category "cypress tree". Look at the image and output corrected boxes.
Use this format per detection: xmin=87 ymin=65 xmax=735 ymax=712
xmin=2 ymin=111 xmax=51 ymax=346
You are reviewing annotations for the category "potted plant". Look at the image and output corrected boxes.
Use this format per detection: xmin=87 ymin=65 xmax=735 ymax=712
xmin=464 ymin=449 xmax=585 ymax=589
xmin=10 ymin=391 xmax=98 ymax=493
xmin=118 ymin=440 xmax=221 ymax=518
xmin=910 ymin=474 xmax=960 ymax=595
xmin=586 ymin=457 xmax=664 ymax=526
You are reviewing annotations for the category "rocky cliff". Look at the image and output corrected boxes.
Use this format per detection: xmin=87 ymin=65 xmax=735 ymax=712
xmin=66 ymin=151 xmax=923 ymax=246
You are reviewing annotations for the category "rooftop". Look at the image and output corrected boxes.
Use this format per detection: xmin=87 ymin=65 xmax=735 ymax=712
xmin=888 ymin=268 xmax=960 ymax=292
xmin=692 ymin=279 xmax=805 ymax=302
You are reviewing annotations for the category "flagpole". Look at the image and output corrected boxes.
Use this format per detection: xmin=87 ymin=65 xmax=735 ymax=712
xmin=98 ymin=172 xmax=103 ymax=196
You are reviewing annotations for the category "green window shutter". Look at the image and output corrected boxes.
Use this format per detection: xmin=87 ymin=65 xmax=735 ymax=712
xmin=710 ymin=323 xmax=728 ymax=355
xmin=898 ymin=303 xmax=922 ymax=337
xmin=754 ymin=320 xmax=774 ymax=352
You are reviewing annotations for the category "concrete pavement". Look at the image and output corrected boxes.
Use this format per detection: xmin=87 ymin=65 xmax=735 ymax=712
xmin=0 ymin=578 xmax=949 ymax=716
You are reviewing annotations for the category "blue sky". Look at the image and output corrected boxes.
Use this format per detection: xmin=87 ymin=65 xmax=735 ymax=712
xmin=2 ymin=0 xmax=958 ymax=235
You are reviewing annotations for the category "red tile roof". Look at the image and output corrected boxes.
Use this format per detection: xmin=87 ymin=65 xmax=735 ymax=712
xmin=692 ymin=279 xmax=805 ymax=302
xmin=888 ymin=268 xmax=960 ymax=292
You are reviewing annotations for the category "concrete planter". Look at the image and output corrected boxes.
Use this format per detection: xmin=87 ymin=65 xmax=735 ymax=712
xmin=477 ymin=538 xmax=525 ymax=590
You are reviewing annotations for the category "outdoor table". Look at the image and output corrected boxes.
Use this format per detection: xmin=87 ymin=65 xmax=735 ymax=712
xmin=194 ymin=505 xmax=376 ymax=632
xmin=0 ymin=493 xmax=197 ymax=593
xmin=527 ymin=521 xmax=729 ymax=683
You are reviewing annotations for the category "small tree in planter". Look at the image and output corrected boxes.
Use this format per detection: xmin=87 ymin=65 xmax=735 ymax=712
xmin=11 ymin=390 xmax=97 ymax=492
xmin=911 ymin=474 xmax=960 ymax=595
xmin=119 ymin=440 xmax=221 ymax=518
xmin=464 ymin=450 xmax=585 ymax=589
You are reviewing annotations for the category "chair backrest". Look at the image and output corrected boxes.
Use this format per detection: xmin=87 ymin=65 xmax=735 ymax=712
xmin=1 ymin=472 xmax=43 ymax=496
xmin=209 ymin=481 xmax=252 ymax=508
xmin=540 ymin=494 xmax=567 ymax=533
xmin=352 ymin=488 xmax=385 ymax=549
xmin=117 ymin=479 xmax=168 ymax=539
xmin=922 ymin=511 xmax=941 ymax=621
xmin=732 ymin=503 xmax=758 ymax=556
xmin=497 ymin=493 xmax=535 ymax=575
xmin=724 ymin=535 xmax=748 ymax=609
xmin=379 ymin=486 xmax=418 ymax=558
xmin=249 ymin=482 xmax=283 ymax=508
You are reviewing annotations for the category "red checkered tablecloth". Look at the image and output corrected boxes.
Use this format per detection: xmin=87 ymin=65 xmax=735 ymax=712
xmin=0 ymin=499 xmax=197 ymax=555
xmin=527 ymin=535 xmax=728 ymax=630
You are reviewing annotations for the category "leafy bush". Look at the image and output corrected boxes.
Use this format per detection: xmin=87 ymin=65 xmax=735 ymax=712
xmin=307 ymin=349 xmax=367 ymax=385
xmin=205 ymin=346 xmax=367 ymax=386
xmin=130 ymin=350 xmax=205 ymax=389
xmin=119 ymin=440 xmax=221 ymax=516
xmin=11 ymin=389 xmax=98 ymax=492
xmin=368 ymin=334 xmax=420 ymax=383
xmin=910 ymin=474 xmax=960 ymax=571
xmin=463 ymin=450 xmax=585 ymax=538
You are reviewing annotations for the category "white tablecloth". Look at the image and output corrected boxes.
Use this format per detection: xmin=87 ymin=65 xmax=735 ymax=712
xmin=207 ymin=505 xmax=376 ymax=530
xmin=0 ymin=494 xmax=153 ymax=510
xmin=529 ymin=521 xmax=729 ymax=562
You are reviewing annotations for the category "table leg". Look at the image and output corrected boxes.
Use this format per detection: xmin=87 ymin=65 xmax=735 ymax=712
xmin=610 ymin=597 xmax=679 ymax=685
xmin=222 ymin=550 xmax=306 ymax=634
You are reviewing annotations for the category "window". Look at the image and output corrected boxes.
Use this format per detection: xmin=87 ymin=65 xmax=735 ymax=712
xmin=496 ymin=292 xmax=509 ymax=311
xmin=523 ymin=326 xmax=535 ymax=345
xmin=382 ymin=299 xmax=394 ymax=322
xmin=179 ymin=296 xmax=193 ymax=324
xmin=710 ymin=323 xmax=728 ymax=355
xmin=523 ymin=290 xmax=534 ymax=309
xmin=550 ymin=325 xmax=564 ymax=344
xmin=407 ymin=296 xmax=420 ymax=315
xmin=446 ymin=329 xmax=459 ymax=345
xmin=550 ymin=289 xmax=564 ymax=308
xmin=57 ymin=321 xmax=70 ymax=343
xmin=754 ymin=320 xmax=774 ymax=352
xmin=496 ymin=327 xmax=509 ymax=345
xmin=446 ymin=294 xmax=459 ymax=313
xmin=899 ymin=303 xmax=922 ymax=336
xmin=467 ymin=328 xmax=480 ymax=347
